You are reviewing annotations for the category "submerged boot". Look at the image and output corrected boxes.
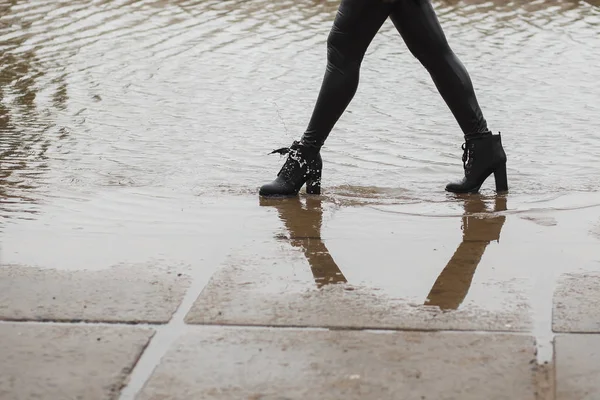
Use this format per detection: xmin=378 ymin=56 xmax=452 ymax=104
xmin=446 ymin=133 xmax=508 ymax=194
xmin=259 ymin=141 xmax=322 ymax=197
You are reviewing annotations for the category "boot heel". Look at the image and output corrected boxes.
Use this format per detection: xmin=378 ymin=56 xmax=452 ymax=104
xmin=306 ymin=170 xmax=322 ymax=195
xmin=494 ymin=163 xmax=508 ymax=192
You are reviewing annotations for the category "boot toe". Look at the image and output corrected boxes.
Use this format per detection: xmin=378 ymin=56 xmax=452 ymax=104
xmin=445 ymin=181 xmax=461 ymax=193
xmin=259 ymin=178 xmax=296 ymax=197
xmin=446 ymin=181 xmax=482 ymax=194
xmin=258 ymin=182 xmax=279 ymax=197
xmin=445 ymin=179 xmax=472 ymax=193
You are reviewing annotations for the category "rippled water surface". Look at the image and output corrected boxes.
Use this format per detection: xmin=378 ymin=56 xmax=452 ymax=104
xmin=1 ymin=0 xmax=599 ymax=230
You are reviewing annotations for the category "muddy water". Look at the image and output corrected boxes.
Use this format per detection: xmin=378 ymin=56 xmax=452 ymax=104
xmin=1 ymin=0 xmax=600 ymax=356
xmin=2 ymin=0 xmax=600 ymax=216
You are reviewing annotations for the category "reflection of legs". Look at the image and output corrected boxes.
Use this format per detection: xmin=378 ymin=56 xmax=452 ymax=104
xmin=293 ymin=197 xmax=347 ymax=287
xmin=261 ymin=197 xmax=347 ymax=287
xmin=301 ymin=0 xmax=393 ymax=148
xmin=425 ymin=241 xmax=488 ymax=310
xmin=425 ymin=196 xmax=507 ymax=310
xmin=293 ymin=237 xmax=347 ymax=288
xmin=390 ymin=0 xmax=490 ymax=137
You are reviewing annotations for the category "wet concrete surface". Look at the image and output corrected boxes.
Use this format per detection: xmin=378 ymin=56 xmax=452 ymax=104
xmin=137 ymin=327 xmax=537 ymax=400
xmin=185 ymin=270 xmax=531 ymax=332
xmin=553 ymin=273 xmax=600 ymax=333
xmin=184 ymin=202 xmax=532 ymax=331
xmin=0 ymin=264 xmax=191 ymax=323
xmin=2 ymin=193 xmax=600 ymax=398
xmin=0 ymin=323 xmax=154 ymax=400
xmin=1 ymin=0 xmax=600 ymax=398
xmin=555 ymin=334 xmax=600 ymax=400
xmin=182 ymin=195 xmax=600 ymax=337
xmin=1 ymin=194 xmax=599 ymax=398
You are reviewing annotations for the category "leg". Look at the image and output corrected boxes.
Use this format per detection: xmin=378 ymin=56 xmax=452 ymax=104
xmin=260 ymin=0 xmax=394 ymax=197
xmin=390 ymin=0 xmax=507 ymax=193
xmin=390 ymin=0 xmax=490 ymax=138
xmin=300 ymin=0 xmax=394 ymax=148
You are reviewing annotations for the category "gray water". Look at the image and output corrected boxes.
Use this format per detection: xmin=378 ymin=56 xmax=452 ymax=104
xmin=1 ymin=0 xmax=600 ymax=240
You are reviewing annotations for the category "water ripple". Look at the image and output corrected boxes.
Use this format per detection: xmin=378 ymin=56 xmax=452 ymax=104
xmin=0 ymin=0 xmax=599 ymax=226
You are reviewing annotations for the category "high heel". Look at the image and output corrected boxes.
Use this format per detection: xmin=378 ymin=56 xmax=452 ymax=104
xmin=259 ymin=141 xmax=323 ymax=197
xmin=493 ymin=163 xmax=508 ymax=193
xmin=306 ymin=170 xmax=322 ymax=195
xmin=446 ymin=133 xmax=508 ymax=194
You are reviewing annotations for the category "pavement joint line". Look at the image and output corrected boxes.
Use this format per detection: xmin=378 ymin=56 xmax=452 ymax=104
xmin=1 ymin=318 xmax=550 ymax=335
xmin=0 ymin=319 xmax=159 ymax=328
xmin=552 ymin=342 xmax=558 ymax=400
xmin=188 ymin=321 xmax=531 ymax=334
xmin=117 ymin=244 xmax=239 ymax=400
xmin=0 ymin=318 xmax=165 ymax=326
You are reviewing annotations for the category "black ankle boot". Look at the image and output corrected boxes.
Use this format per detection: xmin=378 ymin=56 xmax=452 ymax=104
xmin=259 ymin=141 xmax=323 ymax=197
xmin=446 ymin=133 xmax=508 ymax=194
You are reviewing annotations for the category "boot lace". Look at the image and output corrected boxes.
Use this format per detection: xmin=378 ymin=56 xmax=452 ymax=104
xmin=269 ymin=141 xmax=306 ymax=178
xmin=462 ymin=142 xmax=475 ymax=173
xmin=269 ymin=140 xmax=301 ymax=156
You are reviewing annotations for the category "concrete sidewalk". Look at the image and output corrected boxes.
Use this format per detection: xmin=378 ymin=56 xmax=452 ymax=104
xmin=1 ymin=196 xmax=599 ymax=399
xmin=2 ymin=264 xmax=599 ymax=400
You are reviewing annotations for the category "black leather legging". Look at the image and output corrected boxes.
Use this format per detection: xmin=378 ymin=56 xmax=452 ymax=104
xmin=301 ymin=0 xmax=490 ymax=148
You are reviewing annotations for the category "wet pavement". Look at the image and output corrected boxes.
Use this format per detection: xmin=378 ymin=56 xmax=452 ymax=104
xmin=2 ymin=0 xmax=600 ymax=398
xmin=136 ymin=328 xmax=539 ymax=400
xmin=2 ymin=193 xmax=600 ymax=399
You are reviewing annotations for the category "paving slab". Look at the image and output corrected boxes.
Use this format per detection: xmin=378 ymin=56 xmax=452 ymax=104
xmin=137 ymin=327 xmax=537 ymax=400
xmin=0 ymin=323 xmax=154 ymax=400
xmin=0 ymin=264 xmax=190 ymax=323
xmin=184 ymin=241 xmax=530 ymax=331
xmin=553 ymin=272 xmax=600 ymax=333
xmin=555 ymin=334 xmax=600 ymax=400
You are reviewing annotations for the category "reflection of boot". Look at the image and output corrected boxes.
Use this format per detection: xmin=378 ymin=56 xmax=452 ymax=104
xmin=425 ymin=196 xmax=507 ymax=310
xmin=259 ymin=197 xmax=347 ymax=288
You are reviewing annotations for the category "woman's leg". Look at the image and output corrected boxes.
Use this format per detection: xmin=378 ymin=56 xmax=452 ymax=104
xmin=300 ymin=0 xmax=394 ymax=149
xmin=390 ymin=0 xmax=508 ymax=194
xmin=260 ymin=0 xmax=393 ymax=197
xmin=390 ymin=0 xmax=490 ymax=138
